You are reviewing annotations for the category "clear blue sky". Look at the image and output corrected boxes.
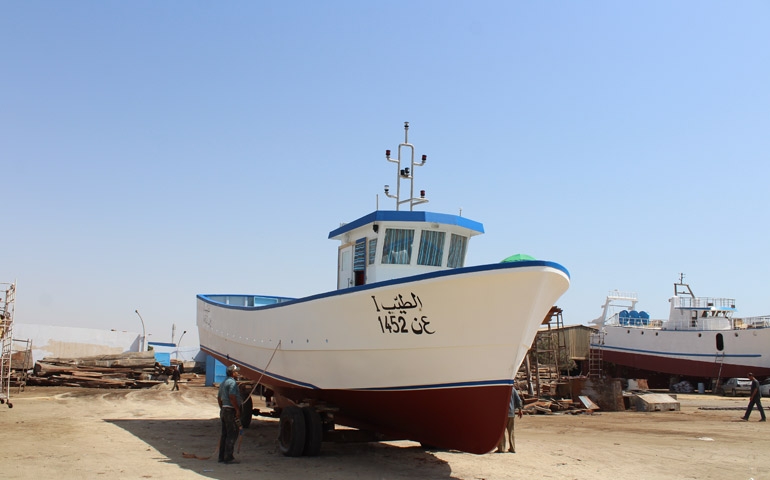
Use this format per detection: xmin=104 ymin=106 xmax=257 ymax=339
xmin=3 ymin=2 xmax=769 ymax=348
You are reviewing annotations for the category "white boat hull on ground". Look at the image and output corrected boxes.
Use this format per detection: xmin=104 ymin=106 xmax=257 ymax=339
xmin=596 ymin=325 xmax=770 ymax=378
xmin=197 ymin=260 xmax=570 ymax=453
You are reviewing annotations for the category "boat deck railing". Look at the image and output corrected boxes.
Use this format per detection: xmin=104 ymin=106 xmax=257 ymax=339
xmin=203 ymin=294 xmax=296 ymax=307
xmin=606 ymin=313 xmax=770 ymax=331
xmin=605 ymin=312 xmax=663 ymax=328
xmin=737 ymin=316 xmax=770 ymax=328
xmin=675 ymin=296 xmax=736 ymax=310
xmin=606 ymin=290 xmax=638 ymax=301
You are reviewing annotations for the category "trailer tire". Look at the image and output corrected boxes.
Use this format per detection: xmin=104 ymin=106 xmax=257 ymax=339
xmin=240 ymin=396 xmax=253 ymax=428
xmin=279 ymin=406 xmax=306 ymax=457
xmin=302 ymin=407 xmax=323 ymax=456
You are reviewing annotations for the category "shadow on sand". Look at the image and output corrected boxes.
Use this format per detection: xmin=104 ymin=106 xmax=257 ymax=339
xmin=106 ymin=416 xmax=457 ymax=479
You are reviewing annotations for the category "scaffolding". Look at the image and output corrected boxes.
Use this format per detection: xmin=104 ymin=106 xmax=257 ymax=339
xmin=520 ymin=306 xmax=568 ymax=397
xmin=1 ymin=281 xmax=17 ymax=408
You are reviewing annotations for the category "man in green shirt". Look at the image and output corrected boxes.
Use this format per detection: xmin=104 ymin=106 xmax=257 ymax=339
xmin=218 ymin=364 xmax=243 ymax=463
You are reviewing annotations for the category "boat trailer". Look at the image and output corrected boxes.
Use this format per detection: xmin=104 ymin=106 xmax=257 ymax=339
xmin=236 ymin=382 xmax=402 ymax=456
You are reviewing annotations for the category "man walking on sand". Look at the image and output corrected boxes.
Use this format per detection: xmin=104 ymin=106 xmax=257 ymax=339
xmin=171 ymin=365 xmax=181 ymax=391
xmin=496 ymin=386 xmax=523 ymax=453
xmin=218 ymin=364 xmax=243 ymax=463
xmin=741 ymin=372 xmax=766 ymax=422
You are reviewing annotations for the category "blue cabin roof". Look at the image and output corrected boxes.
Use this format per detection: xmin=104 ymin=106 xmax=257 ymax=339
xmin=329 ymin=210 xmax=484 ymax=240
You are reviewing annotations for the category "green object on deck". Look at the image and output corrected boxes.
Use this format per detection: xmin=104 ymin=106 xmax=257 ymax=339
xmin=501 ymin=254 xmax=536 ymax=263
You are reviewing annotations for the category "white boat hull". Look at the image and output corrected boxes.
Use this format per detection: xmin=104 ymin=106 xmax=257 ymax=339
xmin=596 ymin=325 xmax=770 ymax=378
xmin=198 ymin=260 xmax=570 ymax=453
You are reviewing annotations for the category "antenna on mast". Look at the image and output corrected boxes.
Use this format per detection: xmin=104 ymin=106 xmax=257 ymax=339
xmin=674 ymin=273 xmax=694 ymax=297
xmin=383 ymin=122 xmax=429 ymax=211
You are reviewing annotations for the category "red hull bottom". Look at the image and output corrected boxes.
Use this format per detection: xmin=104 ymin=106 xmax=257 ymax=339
xmin=603 ymin=350 xmax=770 ymax=378
xmin=209 ymin=352 xmax=510 ymax=454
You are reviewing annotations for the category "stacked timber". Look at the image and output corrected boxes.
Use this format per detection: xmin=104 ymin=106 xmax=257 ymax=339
xmin=515 ymin=378 xmax=599 ymax=415
xmin=11 ymin=349 xmax=33 ymax=370
xmin=29 ymin=351 xmax=164 ymax=389
xmin=520 ymin=394 xmax=596 ymax=415
xmin=8 ymin=349 xmax=32 ymax=388
xmin=521 ymin=395 xmax=598 ymax=415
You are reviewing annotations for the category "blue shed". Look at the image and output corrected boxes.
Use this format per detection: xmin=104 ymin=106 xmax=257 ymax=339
xmin=154 ymin=352 xmax=171 ymax=366
xmin=206 ymin=355 xmax=227 ymax=386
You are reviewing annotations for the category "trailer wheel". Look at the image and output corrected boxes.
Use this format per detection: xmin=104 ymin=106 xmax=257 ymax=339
xmin=240 ymin=396 xmax=253 ymax=428
xmin=279 ymin=406 xmax=306 ymax=457
xmin=302 ymin=407 xmax=323 ymax=456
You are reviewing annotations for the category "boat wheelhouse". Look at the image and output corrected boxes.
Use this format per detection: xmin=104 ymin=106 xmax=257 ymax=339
xmin=330 ymin=210 xmax=483 ymax=289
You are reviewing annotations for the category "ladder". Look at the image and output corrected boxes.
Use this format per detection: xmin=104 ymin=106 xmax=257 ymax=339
xmin=713 ymin=351 xmax=726 ymax=393
xmin=588 ymin=330 xmax=605 ymax=379
xmin=1 ymin=282 xmax=17 ymax=408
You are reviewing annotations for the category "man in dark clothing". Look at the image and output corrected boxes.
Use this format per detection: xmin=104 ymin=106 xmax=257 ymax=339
xmin=218 ymin=364 xmax=243 ymax=463
xmin=741 ymin=373 xmax=766 ymax=422
xmin=496 ymin=386 xmax=523 ymax=453
xmin=171 ymin=366 xmax=181 ymax=391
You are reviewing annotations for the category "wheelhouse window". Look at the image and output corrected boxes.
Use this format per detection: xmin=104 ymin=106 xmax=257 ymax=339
xmin=447 ymin=234 xmax=468 ymax=268
xmin=417 ymin=230 xmax=445 ymax=266
xmin=382 ymin=228 xmax=414 ymax=265
xmin=368 ymin=238 xmax=377 ymax=265
xmin=353 ymin=238 xmax=366 ymax=272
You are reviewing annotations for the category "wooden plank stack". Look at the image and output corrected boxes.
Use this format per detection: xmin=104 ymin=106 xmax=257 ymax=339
xmin=521 ymin=394 xmax=596 ymax=415
xmin=29 ymin=351 xmax=164 ymax=389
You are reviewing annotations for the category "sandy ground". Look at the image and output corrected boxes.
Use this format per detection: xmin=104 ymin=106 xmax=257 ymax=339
xmin=0 ymin=384 xmax=768 ymax=480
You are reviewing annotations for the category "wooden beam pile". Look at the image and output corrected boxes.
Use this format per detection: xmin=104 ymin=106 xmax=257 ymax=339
xmin=29 ymin=351 xmax=164 ymax=389
xmin=520 ymin=393 xmax=598 ymax=415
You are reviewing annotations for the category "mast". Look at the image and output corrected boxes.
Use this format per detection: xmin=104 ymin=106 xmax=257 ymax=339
xmin=383 ymin=122 xmax=429 ymax=211
xmin=674 ymin=273 xmax=695 ymax=298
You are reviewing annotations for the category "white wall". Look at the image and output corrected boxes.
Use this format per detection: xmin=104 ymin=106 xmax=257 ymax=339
xmin=148 ymin=343 xmax=205 ymax=363
xmin=13 ymin=323 xmax=141 ymax=363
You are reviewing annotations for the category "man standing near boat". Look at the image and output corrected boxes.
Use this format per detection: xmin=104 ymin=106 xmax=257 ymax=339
xmin=496 ymin=386 xmax=523 ymax=453
xmin=741 ymin=373 xmax=766 ymax=422
xmin=218 ymin=364 xmax=243 ymax=463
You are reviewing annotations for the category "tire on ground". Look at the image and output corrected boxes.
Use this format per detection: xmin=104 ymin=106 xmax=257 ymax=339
xmin=302 ymin=406 xmax=323 ymax=456
xmin=279 ymin=405 xmax=306 ymax=457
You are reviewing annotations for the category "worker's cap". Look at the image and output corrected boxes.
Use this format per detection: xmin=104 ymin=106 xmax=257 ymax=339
xmin=226 ymin=364 xmax=240 ymax=375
